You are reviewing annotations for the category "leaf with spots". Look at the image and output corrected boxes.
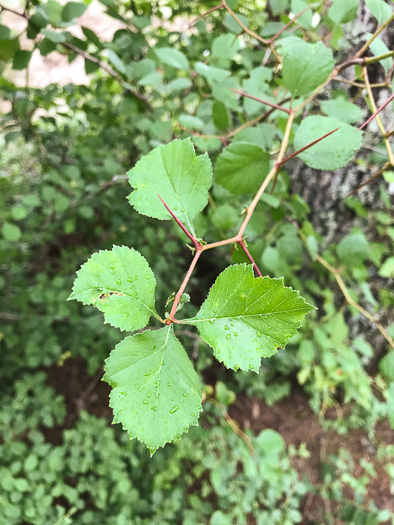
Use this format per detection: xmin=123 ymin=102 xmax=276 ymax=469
xmin=103 ymin=326 xmax=202 ymax=452
xmin=184 ymin=264 xmax=314 ymax=372
xmin=127 ymin=138 xmax=213 ymax=237
xmin=68 ymin=245 xmax=158 ymax=331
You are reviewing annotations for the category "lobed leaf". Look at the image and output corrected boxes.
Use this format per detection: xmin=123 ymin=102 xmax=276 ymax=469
xmin=68 ymin=245 xmax=157 ymax=331
xmin=215 ymin=143 xmax=270 ymax=194
xmin=278 ymin=37 xmax=334 ymax=96
xmin=128 ymin=139 xmax=212 ymax=236
xmin=104 ymin=326 xmax=202 ymax=452
xmin=294 ymin=116 xmax=362 ymax=170
xmin=185 ymin=264 xmax=314 ymax=372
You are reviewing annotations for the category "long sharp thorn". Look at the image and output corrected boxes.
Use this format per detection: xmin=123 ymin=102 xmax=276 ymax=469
xmin=359 ymin=93 xmax=394 ymax=130
xmin=157 ymin=194 xmax=200 ymax=250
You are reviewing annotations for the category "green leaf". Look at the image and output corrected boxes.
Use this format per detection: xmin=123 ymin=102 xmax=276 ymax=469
xmin=232 ymin=124 xmax=276 ymax=150
xmin=164 ymin=78 xmax=192 ymax=93
xmin=128 ymin=139 xmax=212 ymax=235
xmin=379 ymin=256 xmax=394 ymax=278
xmin=278 ymin=37 xmax=334 ymax=96
xmin=215 ymin=143 xmax=270 ymax=194
xmin=379 ymin=351 xmax=394 ymax=382
xmin=155 ymin=47 xmax=189 ymax=70
xmin=68 ymin=245 xmax=157 ymax=331
xmin=107 ymin=50 xmax=126 ymax=74
xmin=211 ymin=34 xmax=240 ymax=59
xmin=337 ymin=233 xmax=370 ymax=266
xmin=328 ymin=0 xmax=358 ymax=23
xmin=366 ymin=0 xmax=392 ymax=25
xmin=195 ymin=61 xmax=230 ymax=83
xmin=367 ymin=34 xmax=392 ymax=72
xmin=242 ymin=67 xmax=272 ymax=115
xmin=0 ymin=25 xmax=11 ymax=40
xmin=293 ymin=116 xmax=362 ymax=170
xmin=212 ymin=101 xmax=229 ymax=131
xmin=62 ymin=2 xmax=87 ymax=23
xmin=2 ymin=222 xmax=22 ymax=241
xmin=0 ymin=38 xmax=20 ymax=60
xmin=104 ymin=326 xmax=202 ymax=451
xmin=291 ymin=0 xmax=313 ymax=29
xmin=223 ymin=12 xmax=249 ymax=34
xmin=41 ymin=29 xmax=68 ymax=43
xmin=178 ymin=114 xmax=204 ymax=130
xmin=320 ymin=96 xmax=363 ymax=124
xmin=388 ymin=382 xmax=394 ymax=429
xmin=12 ymin=50 xmax=31 ymax=70
xmin=269 ymin=0 xmax=289 ymax=16
xmin=186 ymin=264 xmax=314 ymax=372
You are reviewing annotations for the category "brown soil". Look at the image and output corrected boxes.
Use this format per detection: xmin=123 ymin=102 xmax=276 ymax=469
xmin=44 ymin=358 xmax=393 ymax=523
xmin=230 ymin=391 xmax=394 ymax=524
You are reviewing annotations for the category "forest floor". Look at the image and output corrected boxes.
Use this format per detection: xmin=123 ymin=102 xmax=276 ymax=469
xmin=44 ymin=357 xmax=393 ymax=524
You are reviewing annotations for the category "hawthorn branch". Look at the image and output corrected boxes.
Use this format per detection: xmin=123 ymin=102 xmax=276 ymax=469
xmin=231 ymin=89 xmax=291 ymax=114
xmin=222 ymin=0 xmax=269 ymax=45
xmin=355 ymin=12 xmax=394 ymax=58
xmin=188 ymin=2 xmax=224 ymax=28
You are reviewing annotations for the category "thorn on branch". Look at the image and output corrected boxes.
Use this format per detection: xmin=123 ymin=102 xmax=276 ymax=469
xmin=358 ymin=93 xmax=394 ymax=131
xmin=157 ymin=194 xmax=201 ymax=250
xmin=279 ymin=127 xmax=339 ymax=167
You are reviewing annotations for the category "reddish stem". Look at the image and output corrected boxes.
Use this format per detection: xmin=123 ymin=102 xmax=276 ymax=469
xmin=188 ymin=2 xmax=224 ymax=28
xmin=268 ymin=4 xmax=312 ymax=44
xmin=239 ymin=240 xmax=263 ymax=277
xmin=231 ymin=89 xmax=291 ymax=114
xmin=167 ymin=249 xmax=202 ymax=322
xmin=278 ymin=127 xmax=339 ymax=167
xmin=158 ymin=194 xmax=201 ymax=250
xmin=358 ymin=93 xmax=394 ymax=130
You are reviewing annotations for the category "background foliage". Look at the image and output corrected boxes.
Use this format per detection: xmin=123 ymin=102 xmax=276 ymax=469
xmin=0 ymin=0 xmax=394 ymax=522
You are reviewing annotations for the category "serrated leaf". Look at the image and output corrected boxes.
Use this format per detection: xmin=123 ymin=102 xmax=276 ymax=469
xmin=185 ymin=264 xmax=314 ymax=372
xmin=215 ymin=143 xmax=270 ymax=194
xmin=278 ymin=37 xmax=334 ymax=96
xmin=69 ymin=246 xmax=157 ymax=331
xmin=366 ymin=0 xmax=392 ymax=24
xmin=155 ymin=47 xmax=189 ymax=70
xmin=320 ymin=96 xmax=363 ymax=124
xmin=104 ymin=326 xmax=202 ymax=451
xmin=294 ymin=116 xmax=362 ymax=170
xmin=328 ymin=0 xmax=358 ymax=23
xmin=128 ymin=139 xmax=212 ymax=235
